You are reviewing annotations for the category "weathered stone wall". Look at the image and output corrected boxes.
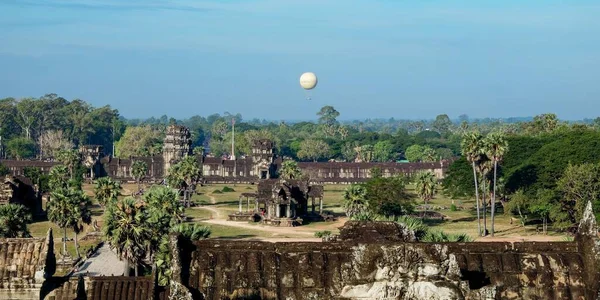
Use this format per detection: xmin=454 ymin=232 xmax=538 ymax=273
xmin=178 ymin=240 xmax=588 ymax=300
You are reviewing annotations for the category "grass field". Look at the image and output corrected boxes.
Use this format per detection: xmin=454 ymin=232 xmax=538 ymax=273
xmin=29 ymin=182 xmax=569 ymax=247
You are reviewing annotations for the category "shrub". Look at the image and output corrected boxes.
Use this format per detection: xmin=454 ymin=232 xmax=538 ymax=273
xmin=212 ymin=189 xmax=223 ymax=194
xmin=450 ymin=204 xmax=457 ymax=211
xmin=314 ymin=230 xmax=332 ymax=238
xmin=222 ymin=186 xmax=235 ymax=192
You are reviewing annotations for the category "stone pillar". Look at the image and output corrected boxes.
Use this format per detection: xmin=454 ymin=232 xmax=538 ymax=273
xmin=286 ymin=204 xmax=291 ymax=218
xmin=276 ymin=205 xmax=281 ymax=218
xmin=311 ymin=197 xmax=315 ymax=213
xmin=238 ymin=196 xmax=242 ymax=213
xmin=247 ymin=197 xmax=250 ymax=212
xmin=319 ymin=197 xmax=323 ymax=214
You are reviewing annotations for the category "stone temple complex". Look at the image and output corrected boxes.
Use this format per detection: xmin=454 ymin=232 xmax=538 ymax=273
xmin=1 ymin=125 xmax=450 ymax=185
xmin=3 ymin=201 xmax=600 ymax=299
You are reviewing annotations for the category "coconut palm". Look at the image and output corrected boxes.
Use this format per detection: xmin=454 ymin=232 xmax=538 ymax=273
xmin=94 ymin=177 xmax=121 ymax=207
xmin=131 ymin=161 xmax=148 ymax=190
xmin=103 ymin=197 xmax=151 ymax=276
xmin=460 ymin=132 xmax=484 ymax=236
xmin=342 ymin=184 xmax=368 ymax=217
xmin=280 ymin=160 xmax=302 ymax=180
xmin=483 ymin=132 xmax=509 ymax=236
xmin=415 ymin=171 xmax=437 ymax=206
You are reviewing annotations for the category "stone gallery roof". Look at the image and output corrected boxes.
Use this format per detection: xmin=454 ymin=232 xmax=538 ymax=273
xmin=0 ymin=236 xmax=49 ymax=289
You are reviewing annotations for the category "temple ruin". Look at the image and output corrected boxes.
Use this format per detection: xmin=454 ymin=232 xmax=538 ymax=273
xmin=0 ymin=125 xmax=450 ymax=186
xmin=229 ymin=179 xmax=326 ymax=226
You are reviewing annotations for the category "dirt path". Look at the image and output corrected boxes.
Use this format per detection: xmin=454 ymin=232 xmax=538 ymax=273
xmin=475 ymin=235 xmax=566 ymax=242
xmin=73 ymin=244 xmax=127 ymax=277
xmin=201 ymin=218 xmax=315 ymax=236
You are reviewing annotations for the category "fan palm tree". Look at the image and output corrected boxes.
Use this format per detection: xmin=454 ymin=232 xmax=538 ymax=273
xmin=94 ymin=177 xmax=121 ymax=207
xmin=48 ymin=165 xmax=70 ymax=191
xmin=415 ymin=171 xmax=437 ymax=206
xmin=103 ymin=197 xmax=150 ymax=276
xmin=460 ymin=132 xmax=484 ymax=236
xmin=483 ymin=132 xmax=509 ymax=236
xmin=48 ymin=187 xmax=90 ymax=258
xmin=56 ymin=149 xmax=80 ymax=179
xmin=131 ymin=160 xmax=148 ymax=190
xmin=0 ymin=204 xmax=32 ymax=238
xmin=280 ymin=160 xmax=302 ymax=180
xmin=342 ymin=184 xmax=368 ymax=217
xmin=144 ymin=185 xmax=184 ymax=225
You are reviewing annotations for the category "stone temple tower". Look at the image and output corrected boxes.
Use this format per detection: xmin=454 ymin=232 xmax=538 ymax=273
xmin=163 ymin=125 xmax=192 ymax=174
xmin=251 ymin=139 xmax=276 ymax=179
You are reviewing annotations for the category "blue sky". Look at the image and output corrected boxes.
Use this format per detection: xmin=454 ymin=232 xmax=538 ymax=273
xmin=1 ymin=0 xmax=599 ymax=120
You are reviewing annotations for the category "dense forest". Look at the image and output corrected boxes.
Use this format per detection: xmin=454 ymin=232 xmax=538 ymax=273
xmin=2 ymin=93 xmax=598 ymax=163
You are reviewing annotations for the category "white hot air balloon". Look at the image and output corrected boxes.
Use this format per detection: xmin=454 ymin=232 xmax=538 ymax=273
xmin=299 ymin=72 xmax=318 ymax=100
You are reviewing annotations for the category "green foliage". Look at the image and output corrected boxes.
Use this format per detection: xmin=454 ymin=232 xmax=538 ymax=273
xmin=317 ymin=106 xmax=340 ymax=126
xmin=115 ymin=125 xmax=164 ymax=158
xmin=212 ymin=189 xmax=223 ymax=194
xmin=103 ymin=197 xmax=151 ymax=275
xmin=373 ymin=140 xmax=394 ymax=162
xmin=297 ymin=139 xmax=330 ymax=162
xmin=48 ymin=165 xmax=70 ymax=191
xmin=48 ymin=186 xmax=92 ymax=257
xmin=144 ymin=186 xmax=184 ymax=226
xmin=279 ymin=160 xmax=302 ymax=180
xmin=422 ymin=230 xmax=473 ymax=242
xmin=314 ymin=230 xmax=332 ymax=238
xmin=6 ymin=137 xmax=35 ymax=159
xmin=342 ymin=184 xmax=368 ymax=217
xmin=405 ymin=145 xmax=436 ymax=162
xmin=0 ymin=163 xmax=10 ymax=177
xmin=364 ymin=176 xmax=413 ymax=217
xmin=415 ymin=171 xmax=437 ymax=204
xmin=56 ymin=149 xmax=80 ymax=178
xmin=391 ymin=215 xmax=428 ymax=240
xmin=450 ymin=204 xmax=457 ymax=211
xmin=131 ymin=160 xmax=148 ymax=184
xmin=171 ymin=223 xmax=212 ymax=240
xmin=94 ymin=177 xmax=121 ymax=207
xmin=349 ymin=211 xmax=377 ymax=221
xmin=24 ymin=167 xmax=49 ymax=192
xmin=221 ymin=186 xmax=235 ymax=192
xmin=0 ymin=204 xmax=32 ymax=238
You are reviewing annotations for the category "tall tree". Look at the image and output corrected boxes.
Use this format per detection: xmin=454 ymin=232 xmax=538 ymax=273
xmin=48 ymin=165 xmax=70 ymax=191
xmin=556 ymin=162 xmax=600 ymax=224
xmin=103 ymin=197 xmax=151 ymax=276
xmin=38 ymin=130 xmax=74 ymax=159
xmin=432 ymin=114 xmax=452 ymax=134
xmin=6 ymin=137 xmax=35 ymax=160
xmin=115 ymin=125 xmax=164 ymax=158
xmin=15 ymin=98 xmax=39 ymax=140
xmin=297 ymin=139 xmax=330 ymax=162
xmin=461 ymin=132 xmax=484 ymax=236
xmin=373 ymin=140 xmax=394 ymax=162
xmin=0 ymin=204 xmax=32 ymax=238
xmin=364 ymin=176 xmax=413 ymax=217
xmin=131 ymin=161 xmax=148 ymax=189
xmin=483 ymin=132 xmax=508 ymax=236
xmin=317 ymin=106 xmax=340 ymax=126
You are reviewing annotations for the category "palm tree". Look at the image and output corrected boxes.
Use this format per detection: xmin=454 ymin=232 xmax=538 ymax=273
xmin=342 ymin=184 xmax=368 ymax=217
xmin=477 ymin=158 xmax=493 ymax=236
xmin=280 ymin=160 xmax=302 ymax=180
xmin=56 ymin=149 xmax=80 ymax=179
xmin=460 ymin=132 xmax=484 ymax=236
xmin=415 ymin=171 xmax=437 ymax=206
xmin=144 ymin=186 xmax=184 ymax=225
xmin=48 ymin=187 xmax=90 ymax=258
xmin=131 ymin=160 xmax=148 ymax=190
xmin=103 ymin=197 xmax=150 ymax=276
xmin=483 ymin=132 xmax=509 ymax=236
xmin=0 ymin=204 xmax=32 ymax=238
xmin=94 ymin=177 xmax=121 ymax=207
xmin=48 ymin=165 xmax=70 ymax=191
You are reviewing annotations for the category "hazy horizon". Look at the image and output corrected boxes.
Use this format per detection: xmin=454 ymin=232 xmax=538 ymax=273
xmin=1 ymin=0 xmax=599 ymax=120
